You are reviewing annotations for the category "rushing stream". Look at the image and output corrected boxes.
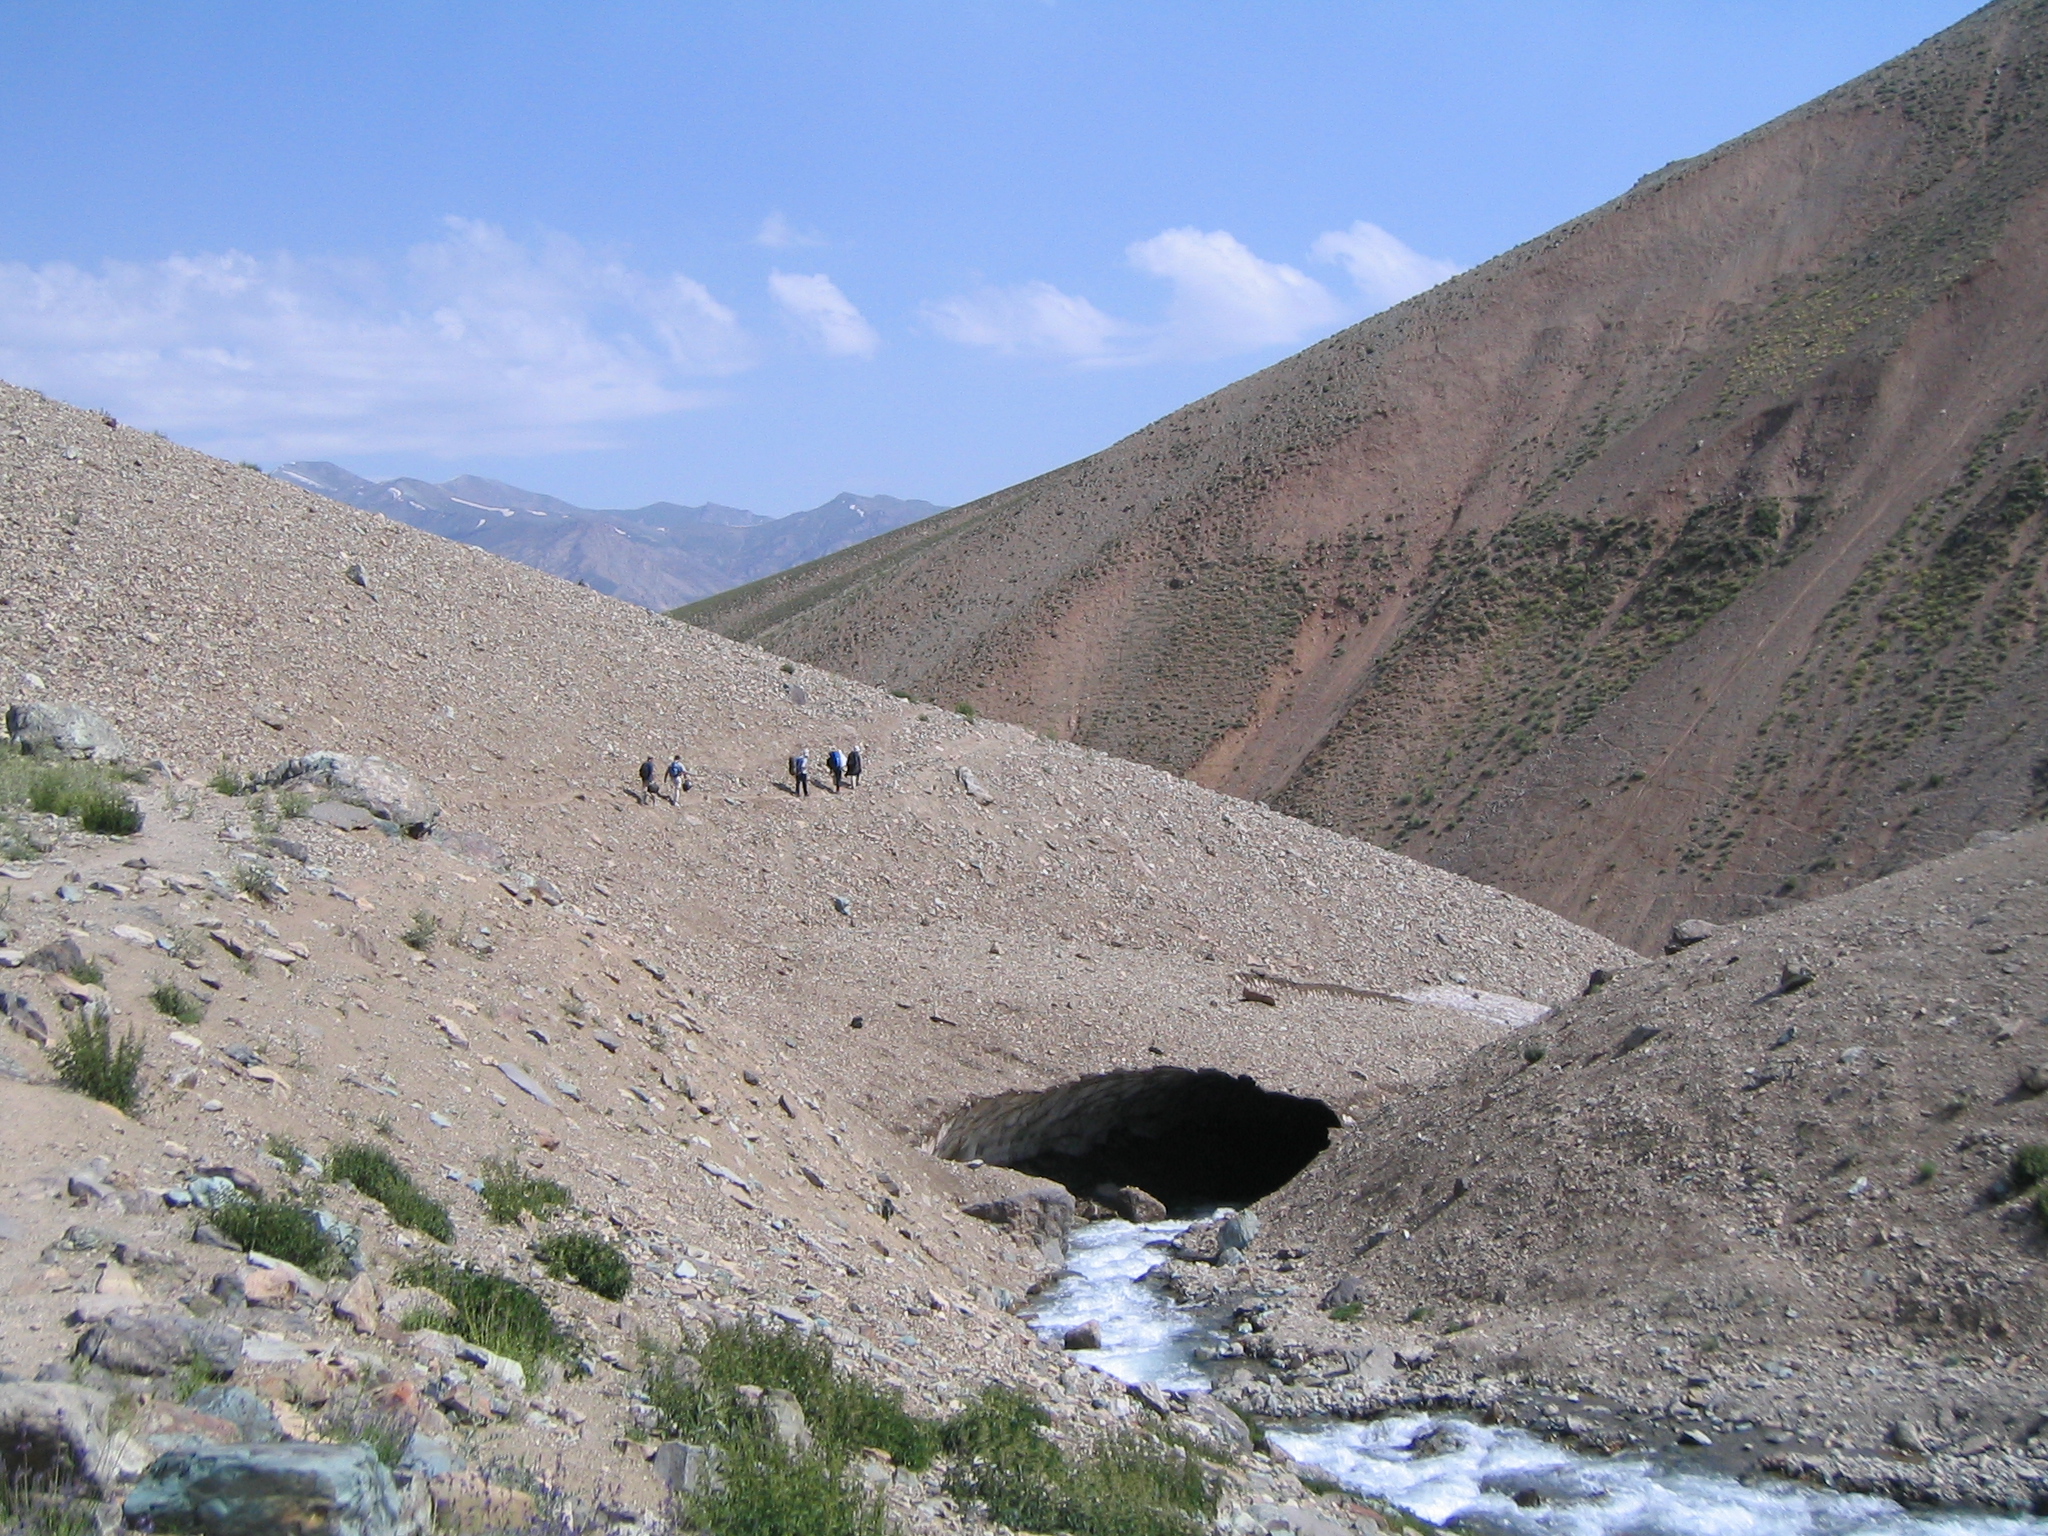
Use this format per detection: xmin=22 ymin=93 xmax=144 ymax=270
xmin=1028 ymin=1218 xmax=2048 ymax=1536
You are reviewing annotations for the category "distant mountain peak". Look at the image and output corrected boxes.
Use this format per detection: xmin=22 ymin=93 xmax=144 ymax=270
xmin=269 ymin=462 xmax=943 ymax=609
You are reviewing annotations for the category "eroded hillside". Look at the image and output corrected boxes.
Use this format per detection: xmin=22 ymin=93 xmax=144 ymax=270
xmin=0 ymin=379 xmax=1629 ymax=1529
xmin=683 ymin=0 xmax=2048 ymax=954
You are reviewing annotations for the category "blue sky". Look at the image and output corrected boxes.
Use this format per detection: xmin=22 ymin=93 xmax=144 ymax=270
xmin=0 ymin=2 xmax=1979 ymax=515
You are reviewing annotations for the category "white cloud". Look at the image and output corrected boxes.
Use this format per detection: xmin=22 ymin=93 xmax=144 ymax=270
xmin=0 ymin=217 xmax=753 ymax=457
xmin=1310 ymin=220 xmax=1462 ymax=310
xmin=754 ymin=212 xmax=823 ymax=249
xmin=767 ymin=271 xmax=879 ymax=358
xmin=922 ymin=280 xmax=1128 ymax=361
xmin=1125 ymin=227 xmax=1346 ymax=361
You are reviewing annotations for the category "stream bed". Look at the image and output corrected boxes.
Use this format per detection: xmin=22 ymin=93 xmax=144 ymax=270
xmin=1027 ymin=1219 xmax=2048 ymax=1536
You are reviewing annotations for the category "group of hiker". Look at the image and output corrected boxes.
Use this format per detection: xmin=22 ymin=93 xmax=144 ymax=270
xmin=637 ymin=754 xmax=689 ymax=804
xmin=634 ymin=744 xmax=869 ymax=802
xmin=788 ymin=745 xmax=863 ymax=796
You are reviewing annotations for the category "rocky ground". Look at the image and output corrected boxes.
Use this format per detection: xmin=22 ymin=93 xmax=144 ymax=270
xmin=1237 ymin=827 xmax=2048 ymax=1513
xmin=0 ymin=378 xmax=1633 ymax=1531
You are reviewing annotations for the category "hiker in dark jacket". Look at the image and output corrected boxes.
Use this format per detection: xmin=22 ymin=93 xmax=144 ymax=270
xmin=846 ymin=745 xmax=863 ymax=787
xmin=638 ymin=757 xmax=657 ymax=803
xmin=789 ymin=749 xmax=810 ymax=797
xmin=826 ymin=747 xmax=846 ymax=793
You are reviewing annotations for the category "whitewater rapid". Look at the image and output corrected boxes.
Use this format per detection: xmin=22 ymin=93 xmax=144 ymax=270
xmin=1027 ymin=1218 xmax=2048 ymax=1535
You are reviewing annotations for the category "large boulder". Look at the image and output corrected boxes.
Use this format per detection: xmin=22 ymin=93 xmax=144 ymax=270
xmin=261 ymin=753 xmax=439 ymax=836
xmin=961 ymin=1181 xmax=1077 ymax=1262
xmin=0 ymin=1381 xmax=149 ymax=1494
xmin=4 ymin=702 xmax=126 ymax=761
xmin=123 ymin=1442 xmax=421 ymax=1536
xmin=73 ymin=1308 xmax=243 ymax=1378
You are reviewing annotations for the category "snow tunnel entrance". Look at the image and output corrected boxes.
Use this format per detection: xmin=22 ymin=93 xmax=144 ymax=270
xmin=935 ymin=1067 xmax=1339 ymax=1212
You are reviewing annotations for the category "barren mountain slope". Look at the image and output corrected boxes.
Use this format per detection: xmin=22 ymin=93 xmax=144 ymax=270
xmin=0 ymin=380 xmax=1629 ymax=1524
xmin=682 ymin=0 xmax=2048 ymax=955
xmin=1239 ymin=824 xmax=2048 ymax=1504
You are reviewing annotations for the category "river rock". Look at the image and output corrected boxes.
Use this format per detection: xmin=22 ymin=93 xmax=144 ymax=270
xmin=960 ymin=1182 xmax=1076 ymax=1261
xmin=1095 ymin=1183 xmax=1167 ymax=1223
xmin=74 ymin=1308 xmax=243 ymax=1378
xmin=1177 ymin=1393 xmax=1254 ymax=1454
xmin=1062 ymin=1320 xmax=1103 ymax=1350
xmin=1217 ymin=1210 xmax=1259 ymax=1253
xmin=124 ymin=1442 xmax=417 ymax=1536
xmin=5 ymin=702 xmax=126 ymax=761
xmin=260 ymin=752 xmax=440 ymax=835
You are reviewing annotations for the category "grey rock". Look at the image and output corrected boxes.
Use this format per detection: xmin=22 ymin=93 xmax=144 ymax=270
xmin=344 ymin=561 xmax=370 ymax=589
xmin=260 ymin=752 xmax=439 ymax=835
xmin=305 ymin=800 xmax=380 ymax=832
xmin=0 ymin=1381 xmax=144 ymax=1493
xmin=1094 ymin=1183 xmax=1167 ymax=1223
xmin=1 ymin=990 xmax=48 ymax=1046
xmin=960 ymin=1183 xmax=1076 ymax=1261
xmin=1062 ymin=1320 xmax=1103 ymax=1351
xmin=1320 ymin=1275 xmax=1367 ymax=1310
xmin=760 ymin=1388 xmax=812 ymax=1454
xmin=74 ymin=1309 xmax=243 ymax=1378
xmin=1217 ymin=1210 xmax=1260 ymax=1253
xmin=398 ymin=1431 xmax=460 ymax=1480
xmin=1177 ymin=1392 xmax=1253 ymax=1454
xmin=185 ymin=1386 xmax=284 ymax=1445
xmin=1678 ymin=1428 xmax=1715 ymax=1447
xmin=5 ymin=702 xmax=126 ymax=761
xmin=956 ymin=766 xmax=995 ymax=805
xmin=1779 ymin=962 xmax=1816 ymax=994
xmin=124 ymin=1442 xmax=415 ymax=1536
xmin=651 ymin=1440 xmax=722 ymax=1496
xmin=2021 ymin=1063 xmax=2048 ymax=1095
xmin=1665 ymin=918 xmax=1719 ymax=953
xmin=23 ymin=936 xmax=84 ymax=974
xmin=1891 ymin=1419 xmax=1929 ymax=1454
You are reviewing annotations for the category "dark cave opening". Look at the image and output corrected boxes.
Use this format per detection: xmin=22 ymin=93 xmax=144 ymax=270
xmin=935 ymin=1066 xmax=1339 ymax=1212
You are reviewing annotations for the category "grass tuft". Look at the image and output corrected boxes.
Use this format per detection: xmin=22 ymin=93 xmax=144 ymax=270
xmin=150 ymin=980 xmax=206 ymax=1026
xmin=209 ymin=1197 xmax=349 ymax=1277
xmin=49 ymin=1006 xmax=144 ymax=1113
xmin=401 ymin=909 xmax=439 ymax=952
xmin=533 ymin=1229 xmax=632 ymax=1301
xmin=396 ymin=1262 xmax=577 ymax=1375
xmin=478 ymin=1156 xmax=570 ymax=1225
xmin=2014 ymin=1144 xmax=2048 ymax=1190
xmin=328 ymin=1142 xmax=454 ymax=1242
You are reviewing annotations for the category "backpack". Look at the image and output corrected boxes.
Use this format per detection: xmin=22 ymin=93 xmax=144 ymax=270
xmin=789 ymin=754 xmax=805 ymax=778
xmin=640 ymin=758 xmax=655 ymax=782
xmin=847 ymin=748 xmax=863 ymax=775
xmin=827 ymin=749 xmax=845 ymax=772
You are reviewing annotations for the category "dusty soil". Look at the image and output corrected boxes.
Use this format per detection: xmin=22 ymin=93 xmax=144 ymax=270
xmin=683 ymin=0 xmax=2048 ymax=955
xmin=0 ymin=377 xmax=1629 ymax=1529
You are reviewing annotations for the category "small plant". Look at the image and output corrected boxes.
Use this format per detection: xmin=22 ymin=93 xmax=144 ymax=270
xmin=2014 ymin=1145 xmax=2048 ymax=1190
xmin=209 ymin=1197 xmax=348 ymax=1277
xmin=401 ymin=909 xmax=439 ymax=952
xmin=479 ymin=1156 xmax=570 ymax=1225
xmin=1328 ymin=1301 xmax=1364 ymax=1323
xmin=319 ymin=1389 xmax=414 ymax=1467
xmin=150 ymin=979 xmax=206 ymax=1026
xmin=1915 ymin=1159 xmax=1939 ymax=1184
xmin=533 ymin=1230 xmax=632 ymax=1301
xmin=370 ymin=1114 xmax=395 ymax=1138
xmin=208 ymin=766 xmax=248 ymax=797
xmin=779 ymin=661 xmax=796 ymax=674
xmin=955 ymin=702 xmax=977 ymax=719
xmin=250 ymin=795 xmax=281 ymax=836
xmin=265 ymin=1132 xmax=309 ymax=1171
xmin=396 ymin=1262 xmax=577 ymax=1375
xmin=1405 ymin=1304 xmax=1435 ymax=1324
xmin=0 ymin=1469 xmax=104 ymax=1535
xmin=1521 ymin=1039 xmax=1548 ymax=1064
xmin=67 ymin=959 xmax=104 ymax=987
xmin=233 ymin=861 xmax=282 ymax=902
xmin=328 ymin=1142 xmax=454 ymax=1242
xmin=277 ymin=789 xmax=312 ymax=820
xmin=49 ymin=1006 xmax=144 ymax=1113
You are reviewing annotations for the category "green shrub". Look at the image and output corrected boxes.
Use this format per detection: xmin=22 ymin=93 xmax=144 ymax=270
xmin=150 ymin=980 xmax=206 ymax=1026
xmin=67 ymin=959 xmax=104 ymax=987
xmin=277 ymin=789 xmax=312 ymax=820
xmin=648 ymin=1321 xmax=936 ymax=1470
xmin=209 ymin=1197 xmax=347 ymax=1277
xmin=2014 ymin=1145 xmax=2048 ymax=1190
xmin=77 ymin=790 xmax=143 ymax=835
xmin=6 ymin=758 xmax=143 ymax=836
xmin=684 ymin=1442 xmax=889 ymax=1536
xmin=955 ymin=702 xmax=976 ymax=719
xmin=327 ymin=1142 xmax=453 ymax=1242
xmin=1329 ymin=1301 xmax=1364 ymax=1323
xmin=208 ymin=766 xmax=248 ymax=796
xmin=396 ymin=1262 xmax=577 ymax=1375
xmin=401 ymin=910 xmax=439 ymax=952
xmin=265 ymin=1132 xmax=310 ymax=1172
xmin=49 ymin=1006 xmax=144 ymax=1113
xmin=533 ymin=1230 xmax=632 ymax=1301
xmin=0 ymin=1469 xmax=101 ymax=1536
xmin=233 ymin=862 xmax=282 ymax=902
xmin=940 ymin=1385 xmax=1210 ymax=1536
xmin=478 ymin=1156 xmax=570 ymax=1225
